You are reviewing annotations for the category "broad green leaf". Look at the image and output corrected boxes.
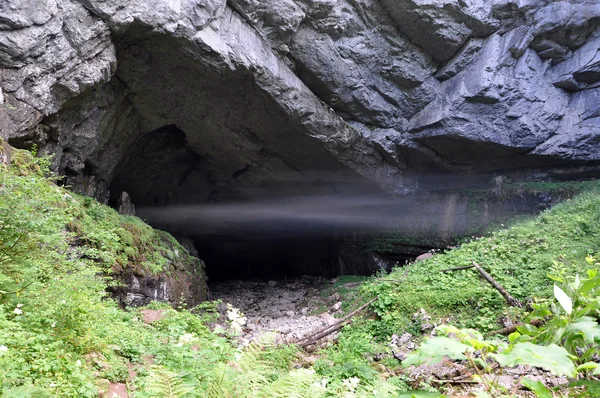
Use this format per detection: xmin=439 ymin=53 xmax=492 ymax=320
xmin=508 ymin=331 xmax=521 ymax=343
xmin=554 ymin=285 xmax=572 ymax=315
xmin=402 ymin=337 xmax=471 ymax=367
xmin=516 ymin=324 xmax=539 ymax=335
xmin=521 ymin=378 xmax=552 ymax=398
xmin=567 ymin=317 xmax=600 ymax=343
xmin=577 ymin=362 xmax=599 ymax=372
xmin=493 ymin=342 xmax=576 ymax=377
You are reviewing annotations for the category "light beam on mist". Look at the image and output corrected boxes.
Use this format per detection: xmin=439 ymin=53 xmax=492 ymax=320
xmin=137 ymin=193 xmax=438 ymax=238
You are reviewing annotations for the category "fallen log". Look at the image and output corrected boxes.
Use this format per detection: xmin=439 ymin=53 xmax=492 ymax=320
xmin=486 ymin=319 xmax=544 ymax=336
xmin=295 ymin=297 xmax=377 ymax=348
xmin=439 ymin=265 xmax=475 ymax=273
xmin=472 ymin=262 xmax=522 ymax=308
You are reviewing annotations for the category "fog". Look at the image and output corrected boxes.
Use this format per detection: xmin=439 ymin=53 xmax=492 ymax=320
xmin=137 ymin=193 xmax=442 ymax=238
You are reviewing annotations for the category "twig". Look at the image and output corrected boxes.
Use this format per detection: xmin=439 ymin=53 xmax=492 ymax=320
xmin=472 ymin=262 xmax=522 ymax=308
xmin=295 ymin=298 xmax=377 ymax=348
xmin=465 ymin=352 xmax=492 ymax=395
xmin=486 ymin=319 xmax=543 ymax=336
xmin=431 ymin=379 xmax=479 ymax=384
xmin=439 ymin=265 xmax=475 ymax=273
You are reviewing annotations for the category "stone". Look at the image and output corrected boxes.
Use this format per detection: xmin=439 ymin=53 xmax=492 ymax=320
xmin=117 ymin=191 xmax=135 ymax=216
xmin=548 ymin=30 xmax=600 ymax=92
xmin=415 ymin=252 xmax=433 ymax=261
xmin=435 ymin=38 xmax=485 ymax=81
xmin=268 ymin=280 xmax=278 ymax=287
xmin=379 ymin=0 xmax=496 ymax=62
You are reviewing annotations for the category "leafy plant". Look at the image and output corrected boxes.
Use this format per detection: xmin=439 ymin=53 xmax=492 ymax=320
xmin=507 ymin=260 xmax=600 ymax=383
xmin=145 ymin=366 xmax=196 ymax=398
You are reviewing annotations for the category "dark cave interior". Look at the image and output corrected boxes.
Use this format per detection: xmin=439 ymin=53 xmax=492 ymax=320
xmin=107 ymin=125 xmax=408 ymax=281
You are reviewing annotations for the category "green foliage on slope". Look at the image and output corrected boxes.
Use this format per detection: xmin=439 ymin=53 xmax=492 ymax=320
xmin=0 ymin=148 xmax=404 ymax=397
xmin=0 ymin=149 xmax=204 ymax=395
xmin=3 ymin=145 xmax=600 ymax=397
xmin=362 ymin=181 xmax=600 ymax=336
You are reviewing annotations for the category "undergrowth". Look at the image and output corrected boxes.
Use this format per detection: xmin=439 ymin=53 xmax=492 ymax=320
xmin=361 ymin=184 xmax=600 ymax=337
xmin=0 ymin=148 xmax=404 ymax=396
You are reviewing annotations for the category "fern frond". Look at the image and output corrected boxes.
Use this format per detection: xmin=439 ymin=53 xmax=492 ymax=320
xmin=146 ymin=365 xmax=196 ymax=398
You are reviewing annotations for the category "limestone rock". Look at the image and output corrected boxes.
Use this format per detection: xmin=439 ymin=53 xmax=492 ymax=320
xmin=117 ymin=191 xmax=135 ymax=216
xmin=0 ymin=0 xmax=599 ymax=217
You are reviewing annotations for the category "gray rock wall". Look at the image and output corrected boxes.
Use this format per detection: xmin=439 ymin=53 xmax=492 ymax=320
xmin=1 ymin=0 xmax=599 ymax=201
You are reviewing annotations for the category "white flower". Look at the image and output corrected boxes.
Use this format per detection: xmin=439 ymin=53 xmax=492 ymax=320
xmin=0 ymin=345 xmax=8 ymax=355
xmin=342 ymin=377 xmax=360 ymax=393
xmin=61 ymin=299 xmax=66 ymax=304
xmin=13 ymin=307 xmax=22 ymax=315
xmin=226 ymin=304 xmax=247 ymax=334
xmin=51 ymin=322 xmax=56 ymax=328
xmin=176 ymin=333 xmax=196 ymax=346
xmin=16 ymin=303 xmax=22 ymax=308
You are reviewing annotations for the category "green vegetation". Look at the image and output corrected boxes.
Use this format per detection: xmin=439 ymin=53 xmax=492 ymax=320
xmin=0 ymin=149 xmax=212 ymax=395
xmin=402 ymin=263 xmax=600 ymax=397
xmin=0 ymin=149 xmax=404 ymax=396
xmin=362 ymin=185 xmax=600 ymax=335
xmin=2 ymin=145 xmax=600 ymax=397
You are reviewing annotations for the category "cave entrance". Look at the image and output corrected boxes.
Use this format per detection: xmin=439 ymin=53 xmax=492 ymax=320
xmin=108 ymin=124 xmax=408 ymax=282
xmin=196 ymin=235 xmax=340 ymax=281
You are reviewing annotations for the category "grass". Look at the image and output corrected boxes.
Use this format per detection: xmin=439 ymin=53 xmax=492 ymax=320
xmin=0 ymin=148 xmax=405 ymax=396
xmin=360 ymin=184 xmax=600 ymax=336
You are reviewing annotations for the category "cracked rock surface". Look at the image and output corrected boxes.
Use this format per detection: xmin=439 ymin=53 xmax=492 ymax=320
xmin=1 ymin=0 xmax=600 ymax=201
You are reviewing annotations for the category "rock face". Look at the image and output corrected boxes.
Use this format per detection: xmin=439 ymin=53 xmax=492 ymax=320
xmin=111 ymin=235 xmax=208 ymax=307
xmin=1 ymin=0 xmax=599 ymax=200
xmin=1 ymin=0 xmax=600 ymax=277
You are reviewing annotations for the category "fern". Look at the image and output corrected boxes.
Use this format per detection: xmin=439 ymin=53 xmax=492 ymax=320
xmin=145 ymin=365 xmax=196 ymax=398
xmin=256 ymin=368 xmax=325 ymax=398
xmin=206 ymin=363 xmax=231 ymax=398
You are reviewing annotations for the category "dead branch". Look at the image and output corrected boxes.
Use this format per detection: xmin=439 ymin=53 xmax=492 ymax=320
xmin=295 ymin=297 xmax=377 ymax=348
xmin=439 ymin=265 xmax=475 ymax=273
xmin=295 ymin=263 xmax=411 ymax=348
xmin=472 ymin=262 xmax=522 ymax=308
xmin=486 ymin=319 xmax=543 ymax=336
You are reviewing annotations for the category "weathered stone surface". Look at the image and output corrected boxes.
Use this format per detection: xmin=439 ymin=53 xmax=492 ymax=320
xmin=435 ymin=38 xmax=485 ymax=81
xmin=0 ymin=0 xmax=599 ymax=216
xmin=548 ymin=29 xmax=600 ymax=91
xmin=111 ymin=234 xmax=208 ymax=307
xmin=117 ymin=191 xmax=136 ymax=216
xmin=380 ymin=0 xmax=496 ymax=62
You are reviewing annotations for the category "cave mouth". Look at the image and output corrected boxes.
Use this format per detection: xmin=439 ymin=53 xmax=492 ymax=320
xmin=196 ymin=234 xmax=342 ymax=282
xmin=107 ymin=124 xmax=416 ymax=281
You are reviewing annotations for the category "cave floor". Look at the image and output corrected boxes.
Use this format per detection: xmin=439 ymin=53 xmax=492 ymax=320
xmin=209 ymin=276 xmax=364 ymax=346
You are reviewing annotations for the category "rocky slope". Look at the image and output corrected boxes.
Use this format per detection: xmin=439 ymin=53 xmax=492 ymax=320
xmin=1 ymin=0 xmax=599 ymax=206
